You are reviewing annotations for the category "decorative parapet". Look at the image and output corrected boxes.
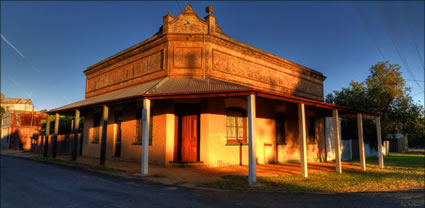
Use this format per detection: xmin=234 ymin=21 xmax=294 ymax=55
xmin=162 ymin=4 xmax=219 ymax=35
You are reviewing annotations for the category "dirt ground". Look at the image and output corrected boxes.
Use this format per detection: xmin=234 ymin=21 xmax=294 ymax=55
xmin=55 ymin=154 xmax=362 ymax=187
xmin=1 ymin=150 xmax=363 ymax=187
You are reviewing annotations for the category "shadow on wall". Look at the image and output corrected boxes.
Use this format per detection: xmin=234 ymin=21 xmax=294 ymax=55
xmin=3 ymin=130 xmax=21 ymax=150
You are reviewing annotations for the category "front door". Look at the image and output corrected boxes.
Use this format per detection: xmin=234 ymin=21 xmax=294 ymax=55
xmin=181 ymin=115 xmax=198 ymax=161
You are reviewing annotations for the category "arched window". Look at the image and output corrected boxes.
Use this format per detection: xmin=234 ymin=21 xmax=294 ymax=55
xmin=226 ymin=107 xmax=247 ymax=144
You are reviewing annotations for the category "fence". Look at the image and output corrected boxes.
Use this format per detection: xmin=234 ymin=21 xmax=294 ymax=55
xmin=31 ymin=133 xmax=82 ymax=155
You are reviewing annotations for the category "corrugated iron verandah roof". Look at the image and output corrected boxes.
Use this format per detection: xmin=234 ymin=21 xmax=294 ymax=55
xmin=49 ymin=77 xmax=379 ymax=117
xmin=48 ymin=78 xmax=163 ymax=113
xmin=48 ymin=77 xmax=252 ymax=114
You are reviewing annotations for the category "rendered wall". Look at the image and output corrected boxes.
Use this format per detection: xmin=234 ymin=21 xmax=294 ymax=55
xmin=81 ymin=101 xmax=173 ymax=167
xmin=202 ymin=97 xmax=325 ymax=167
xmin=81 ymin=97 xmax=325 ymax=167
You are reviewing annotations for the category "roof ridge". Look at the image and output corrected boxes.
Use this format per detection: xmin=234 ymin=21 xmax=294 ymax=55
xmin=144 ymin=77 xmax=168 ymax=95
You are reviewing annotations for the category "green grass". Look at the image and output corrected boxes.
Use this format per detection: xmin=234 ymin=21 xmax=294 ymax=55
xmin=34 ymin=156 xmax=121 ymax=173
xmin=200 ymin=153 xmax=425 ymax=192
xmin=366 ymin=153 xmax=425 ymax=168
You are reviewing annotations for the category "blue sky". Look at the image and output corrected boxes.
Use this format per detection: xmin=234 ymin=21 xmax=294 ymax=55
xmin=1 ymin=1 xmax=424 ymax=111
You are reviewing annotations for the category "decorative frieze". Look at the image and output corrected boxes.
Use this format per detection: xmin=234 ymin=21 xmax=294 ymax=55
xmin=87 ymin=50 xmax=164 ymax=93
xmin=212 ymin=50 xmax=323 ymax=97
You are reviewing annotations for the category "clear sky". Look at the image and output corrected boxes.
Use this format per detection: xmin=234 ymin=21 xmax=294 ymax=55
xmin=1 ymin=1 xmax=424 ymax=111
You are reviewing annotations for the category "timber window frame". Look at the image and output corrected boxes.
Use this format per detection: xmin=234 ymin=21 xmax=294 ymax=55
xmin=226 ymin=107 xmax=248 ymax=144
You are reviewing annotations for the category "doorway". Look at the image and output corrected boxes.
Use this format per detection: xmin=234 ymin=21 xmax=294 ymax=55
xmin=114 ymin=112 xmax=122 ymax=157
xmin=174 ymin=103 xmax=200 ymax=162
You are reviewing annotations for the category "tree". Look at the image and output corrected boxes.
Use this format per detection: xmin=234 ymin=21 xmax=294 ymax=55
xmin=326 ymin=61 xmax=424 ymax=147
xmin=41 ymin=115 xmax=84 ymax=135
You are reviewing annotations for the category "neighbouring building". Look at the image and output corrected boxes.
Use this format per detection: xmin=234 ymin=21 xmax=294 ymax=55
xmin=1 ymin=93 xmax=47 ymax=150
xmin=46 ymin=5 xmax=384 ymax=183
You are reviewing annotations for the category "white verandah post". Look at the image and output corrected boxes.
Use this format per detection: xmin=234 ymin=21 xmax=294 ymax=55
xmin=298 ymin=103 xmax=308 ymax=178
xmin=376 ymin=116 xmax=384 ymax=168
xmin=357 ymin=113 xmax=366 ymax=171
xmin=141 ymin=98 xmax=151 ymax=175
xmin=248 ymin=94 xmax=257 ymax=185
xmin=333 ymin=109 xmax=342 ymax=173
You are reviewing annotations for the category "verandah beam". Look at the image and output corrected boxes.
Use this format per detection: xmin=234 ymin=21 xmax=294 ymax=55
xmin=357 ymin=113 xmax=366 ymax=171
xmin=298 ymin=103 xmax=308 ymax=178
xmin=52 ymin=113 xmax=59 ymax=158
xmin=99 ymin=105 xmax=109 ymax=165
xmin=333 ymin=109 xmax=342 ymax=173
xmin=72 ymin=109 xmax=80 ymax=161
xmin=141 ymin=98 xmax=151 ymax=175
xmin=248 ymin=94 xmax=257 ymax=185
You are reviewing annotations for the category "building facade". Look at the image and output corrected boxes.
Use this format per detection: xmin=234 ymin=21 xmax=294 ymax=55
xmin=48 ymin=5 xmax=384 ymax=182
xmin=1 ymin=94 xmax=46 ymax=149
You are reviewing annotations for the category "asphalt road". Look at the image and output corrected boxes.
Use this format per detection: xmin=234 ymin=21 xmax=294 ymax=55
xmin=1 ymin=156 xmax=423 ymax=208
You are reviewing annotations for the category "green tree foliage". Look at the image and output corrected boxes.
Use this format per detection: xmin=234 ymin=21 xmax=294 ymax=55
xmin=326 ymin=61 xmax=424 ymax=147
xmin=42 ymin=115 xmax=84 ymax=135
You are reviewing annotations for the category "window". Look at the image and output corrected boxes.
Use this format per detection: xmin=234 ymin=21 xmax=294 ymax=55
xmin=135 ymin=108 xmax=152 ymax=145
xmin=226 ymin=107 xmax=247 ymax=144
xmin=92 ymin=113 xmax=101 ymax=144
xmin=307 ymin=117 xmax=316 ymax=144
xmin=276 ymin=112 xmax=286 ymax=145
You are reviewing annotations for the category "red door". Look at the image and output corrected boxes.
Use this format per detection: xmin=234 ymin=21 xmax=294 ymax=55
xmin=181 ymin=115 xmax=198 ymax=161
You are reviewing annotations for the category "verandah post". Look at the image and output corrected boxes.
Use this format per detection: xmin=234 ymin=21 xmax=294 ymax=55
xmin=99 ymin=105 xmax=109 ymax=165
xmin=141 ymin=98 xmax=151 ymax=175
xmin=247 ymin=94 xmax=257 ymax=185
xmin=333 ymin=109 xmax=342 ymax=173
xmin=357 ymin=113 xmax=366 ymax=171
xmin=52 ymin=113 xmax=59 ymax=158
xmin=43 ymin=115 xmax=50 ymax=157
xmin=72 ymin=109 xmax=80 ymax=161
xmin=298 ymin=103 xmax=308 ymax=178
xmin=376 ymin=116 xmax=384 ymax=168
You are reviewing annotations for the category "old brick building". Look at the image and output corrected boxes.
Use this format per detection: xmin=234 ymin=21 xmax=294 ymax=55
xmin=48 ymin=5 xmax=384 ymax=184
xmin=1 ymin=94 xmax=47 ymax=150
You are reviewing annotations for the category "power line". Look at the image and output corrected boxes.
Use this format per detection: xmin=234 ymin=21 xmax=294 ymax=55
xmin=175 ymin=0 xmax=193 ymax=36
xmin=374 ymin=2 xmax=423 ymax=89
xmin=400 ymin=1 xmax=425 ymax=70
xmin=411 ymin=91 xmax=424 ymax=97
xmin=352 ymin=2 xmax=387 ymax=61
xmin=405 ymin=79 xmax=424 ymax=82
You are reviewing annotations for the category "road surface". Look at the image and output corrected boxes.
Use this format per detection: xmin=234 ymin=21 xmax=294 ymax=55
xmin=1 ymin=156 xmax=423 ymax=207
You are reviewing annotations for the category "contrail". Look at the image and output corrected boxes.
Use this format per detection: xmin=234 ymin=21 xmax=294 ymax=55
xmin=1 ymin=33 xmax=25 ymax=58
xmin=1 ymin=33 xmax=40 ymax=73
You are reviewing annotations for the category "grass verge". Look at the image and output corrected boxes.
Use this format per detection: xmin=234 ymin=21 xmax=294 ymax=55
xmin=200 ymin=153 xmax=424 ymax=192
